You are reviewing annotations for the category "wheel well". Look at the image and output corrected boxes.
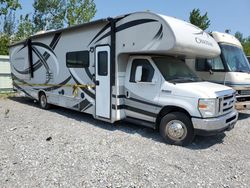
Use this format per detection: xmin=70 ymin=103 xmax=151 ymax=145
xmin=38 ymin=90 xmax=46 ymax=100
xmin=155 ymin=106 xmax=191 ymax=129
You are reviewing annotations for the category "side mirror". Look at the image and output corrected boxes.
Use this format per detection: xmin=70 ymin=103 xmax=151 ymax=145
xmin=135 ymin=66 xmax=142 ymax=82
xmin=206 ymin=60 xmax=214 ymax=75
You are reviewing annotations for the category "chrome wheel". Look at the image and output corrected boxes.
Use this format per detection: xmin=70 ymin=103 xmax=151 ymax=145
xmin=166 ymin=120 xmax=187 ymax=141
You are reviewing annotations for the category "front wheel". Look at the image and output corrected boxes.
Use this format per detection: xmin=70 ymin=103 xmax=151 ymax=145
xmin=159 ymin=112 xmax=194 ymax=146
xmin=39 ymin=93 xmax=51 ymax=110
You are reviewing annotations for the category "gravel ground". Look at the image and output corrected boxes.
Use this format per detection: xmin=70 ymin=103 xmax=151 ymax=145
xmin=0 ymin=96 xmax=250 ymax=188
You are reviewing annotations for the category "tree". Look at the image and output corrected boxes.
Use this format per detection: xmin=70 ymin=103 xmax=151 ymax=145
xmin=3 ymin=10 xmax=16 ymax=36
xmin=14 ymin=14 xmax=34 ymax=41
xmin=189 ymin=8 xmax=210 ymax=30
xmin=32 ymin=0 xmax=97 ymax=32
xmin=66 ymin=0 xmax=96 ymax=26
xmin=242 ymin=37 xmax=250 ymax=56
xmin=0 ymin=0 xmax=21 ymax=16
xmin=33 ymin=0 xmax=65 ymax=32
xmin=0 ymin=34 xmax=10 ymax=55
xmin=235 ymin=31 xmax=244 ymax=43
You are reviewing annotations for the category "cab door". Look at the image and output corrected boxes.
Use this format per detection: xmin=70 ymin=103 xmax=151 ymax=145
xmin=124 ymin=57 xmax=161 ymax=122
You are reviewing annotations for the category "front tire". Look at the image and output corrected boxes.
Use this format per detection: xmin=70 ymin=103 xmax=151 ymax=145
xmin=159 ymin=112 xmax=194 ymax=146
xmin=39 ymin=93 xmax=51 ymax=110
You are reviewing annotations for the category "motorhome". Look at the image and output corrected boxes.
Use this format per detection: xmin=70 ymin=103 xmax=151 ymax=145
xmin=10 ymin=12 xmax=238 ymax=146
xmin=186 ymin=32 xmax=250 ymax=109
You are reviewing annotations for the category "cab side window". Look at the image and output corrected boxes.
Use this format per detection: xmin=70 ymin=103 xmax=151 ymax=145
xmin=130 ymin=59 xmax=155 ymax=82
xmin=196 ymin=57 xmax=225 ymax=71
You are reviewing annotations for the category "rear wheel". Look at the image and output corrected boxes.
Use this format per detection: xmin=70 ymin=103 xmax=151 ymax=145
xmin=159 ymin=112 xmax=194 ymax=146
xmin=39 ymin=93 xmax=51 ymax=110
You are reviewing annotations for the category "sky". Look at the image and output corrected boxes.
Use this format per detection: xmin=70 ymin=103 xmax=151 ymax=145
xmin=18 ymin=0 xmax=250 ymax=37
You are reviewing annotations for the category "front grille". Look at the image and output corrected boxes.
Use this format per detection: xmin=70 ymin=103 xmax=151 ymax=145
xmin=218 ymin=93 xmax=235 ymax=116
xmin=239 ymin=90 xmax=250 ymax=96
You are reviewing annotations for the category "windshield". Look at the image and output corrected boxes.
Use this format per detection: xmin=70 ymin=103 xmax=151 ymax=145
xmin=221 ymin=44 xmax=250 ymax=73
xmin=153 ymin=56 xmax=201 ymax=83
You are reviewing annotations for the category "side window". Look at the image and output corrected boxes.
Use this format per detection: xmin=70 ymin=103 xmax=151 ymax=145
xmin=66 ymin=51 xmax=89 ymax=68
xmin=196 ymin=59 xmax=208 ymax=71
xmin=98 ymin=51 xmax=108 ymax=76
xmin=130 ymin=59 xmax=155 ymax=82
xmin=196 ymin=57 xmax=225 ymax=71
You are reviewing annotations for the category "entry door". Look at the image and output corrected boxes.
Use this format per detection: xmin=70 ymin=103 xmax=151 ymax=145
xmin=95 ymin=46 xmax=111 ymax=119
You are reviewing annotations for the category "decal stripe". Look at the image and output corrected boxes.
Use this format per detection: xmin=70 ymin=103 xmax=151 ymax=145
xmin=34 ymin=76 xmax=72 ymax=91
xmin=32 ymin=46 xmax=50 ymax=72
xmin=88 ymin=22 xmax=111 ymax=46
xmin=82 ymin=104 xmax=93 ymax=112
xmin=153 ymin=25 xmax=163 ymax=40
xmin=79 ymin=99 xmax=90 ymax=111
xmin=13 ymin=82 xmax=34 ymax=99
xmin=112 ymin=104 xmax=157 ymax=118
xmin=87 ymin=13 xmax=130 ymax=46
xmin=112 ymin=95 xmax=162 ymax=108
xmin=73 ymin=99 xmax=90 ymax=110
xmin=85 ymin=68 xmax=94 ymax=81
xmin=69 ymin=72 xmax=95 ymax=99
xmin=31 ymin=42 xmax=57 ymax=57
xmin=11 ymin=73 xmax=33 ymax=86
xmin=50 ymin=33 xmax=61 ymax=49
xmin=95 ymin=19 xmax=157 ymax=44
xmin=14 ymin=33 xmax=61 ymax=75
xmin=128 ymin=97 xmax=162 ymax=108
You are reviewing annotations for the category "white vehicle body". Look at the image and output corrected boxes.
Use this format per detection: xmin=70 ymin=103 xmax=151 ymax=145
xmin=10 ymin=12 xmax=238 ymax=145
xmin=186 ymin=32 xmax=250 ymax=109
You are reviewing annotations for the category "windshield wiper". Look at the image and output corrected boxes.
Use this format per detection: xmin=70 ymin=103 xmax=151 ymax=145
xmin=168 ymin=77 xmax=199 ymax=83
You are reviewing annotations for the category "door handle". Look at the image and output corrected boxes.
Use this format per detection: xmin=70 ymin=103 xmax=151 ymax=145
xmin=126 ymin=91 xmax=130 ymax=98
xmin=95 ymin=80 xmax=100 ymax=86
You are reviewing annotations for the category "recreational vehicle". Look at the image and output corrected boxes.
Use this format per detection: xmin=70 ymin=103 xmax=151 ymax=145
xmin=10 ymin=12 xmax=238 ymax=146
xmin=186 ymin=32 xmax=250 ymax=109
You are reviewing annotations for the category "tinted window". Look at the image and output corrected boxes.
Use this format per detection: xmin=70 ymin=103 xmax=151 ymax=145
xmin=196 ymin=56 xmax=225 ymax=71
xmin=66 ymin=51 xmax=89 ymax=68
xmin=130 ymin=59 xmax=154 ymax=82
xmin=98 ymin=51 xmax=108 ymax=76
xmin=196 ymin=59 xmax=209 ymax=71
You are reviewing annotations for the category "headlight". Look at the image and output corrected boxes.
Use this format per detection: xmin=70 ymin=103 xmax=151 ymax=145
xmin=198 ymin=98 xmax=217 ymax=118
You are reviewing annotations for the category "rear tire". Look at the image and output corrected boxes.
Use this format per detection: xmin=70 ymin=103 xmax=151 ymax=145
xmin=159 ymin=112 xmax=194 ymax=146
xmin=39 ymin=93 xmax=51 ymax=110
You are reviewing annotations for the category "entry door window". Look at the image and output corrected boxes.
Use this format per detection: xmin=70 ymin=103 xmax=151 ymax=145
xmin=98 ymin=51 xmax=108 ymax=76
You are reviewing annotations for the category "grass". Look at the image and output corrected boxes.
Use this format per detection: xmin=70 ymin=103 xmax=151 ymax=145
xmin=0 ymin=92 xmax=17 ymax=99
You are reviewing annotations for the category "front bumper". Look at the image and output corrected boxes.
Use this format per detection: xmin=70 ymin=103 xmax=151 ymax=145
xmin=192 ymin=110 xmax=238 ymax=136
xmin=235 ymin=101 xmax=250 ymax=110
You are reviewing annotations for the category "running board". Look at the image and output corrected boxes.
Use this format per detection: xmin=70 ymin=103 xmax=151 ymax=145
xmin=125 ymin=117 xmax=156 ymax=129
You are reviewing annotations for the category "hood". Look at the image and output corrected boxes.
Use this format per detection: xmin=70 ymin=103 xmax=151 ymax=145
xmin=225 ymin=72 xmax=250 ymax=88
xmin=164 ymin=81 xmax=234 ymax=98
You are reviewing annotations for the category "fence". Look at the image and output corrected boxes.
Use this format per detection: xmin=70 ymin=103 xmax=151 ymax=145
xmin=0 ymin=55 xmax=13 ymax=93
